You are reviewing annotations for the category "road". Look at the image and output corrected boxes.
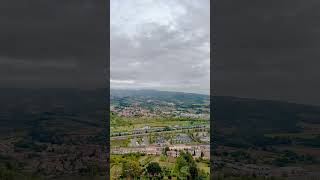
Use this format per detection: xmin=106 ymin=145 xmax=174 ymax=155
xmin=110 ymin=126 xmax=209 ymax=140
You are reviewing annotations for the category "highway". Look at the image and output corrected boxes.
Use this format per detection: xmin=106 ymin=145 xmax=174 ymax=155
xmin=110 ymin=125 xmax=209 ymax=140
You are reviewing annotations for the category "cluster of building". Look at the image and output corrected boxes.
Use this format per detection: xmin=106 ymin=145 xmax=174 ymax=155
xmin=194 ymin=132 xmax=210 ymax=143
xmin=110 ymin=100 xmax=210 ymax=120
xmin=111 ymin=144 xmax=210 ymax=160
xmin=130 ymin=136 xmax=149 ymax=147
xmin=173 ymin=134 xmax=193 ymax=143
xmin=166 ymin=144 xmax=210 ymax=159
xmin=111 ymin=106 xmax=156 ymax=117
xmin=110 ymin=97 xmax=211 ymax=161
xmin=111 ymin=146 xmax=162 ymax=156
xmin=179 ymin=113 xmax=210 ymax=120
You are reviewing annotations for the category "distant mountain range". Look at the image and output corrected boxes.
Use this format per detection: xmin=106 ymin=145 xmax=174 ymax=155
xmin=111 ymin=89 xmax=320 ymax=132
xmin=1 ymin=88 xmax=319 ymax=134
xmin=111 ymin=89 xmax=210 ymax=105
xmin=111 ymin=89 xmax=209 ymax=98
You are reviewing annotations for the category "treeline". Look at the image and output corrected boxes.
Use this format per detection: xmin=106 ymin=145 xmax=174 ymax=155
xmin=111 ymin=152 xmax=209 ymax=179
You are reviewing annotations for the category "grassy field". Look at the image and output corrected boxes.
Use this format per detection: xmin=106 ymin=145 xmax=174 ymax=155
xmin=111 ymin=117 xmax=208 ymax=133
xmin=110 ymin=154 xmax=210 ymax=179
xmin=110 ymin=164 xmax=122 ymax=180
xmin=110 ymin=138 xmax=130 ymax=147
xmin=196 ymin=162 xmax=210 ymax=174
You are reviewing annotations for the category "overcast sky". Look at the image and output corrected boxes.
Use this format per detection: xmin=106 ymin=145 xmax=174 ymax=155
xmin=214 ymin=0 xmax=320 ymax=105
xmin=0 ymin=0 xmax=106 ymax=88
xmin=4 ymin=0 xmax=320 ymax=105
xmin=110 ymin=0 xmax=210 ymax=95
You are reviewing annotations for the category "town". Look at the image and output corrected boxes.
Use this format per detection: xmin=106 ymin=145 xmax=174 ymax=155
xmin=110 ymin=89 xmax=211 ymax=179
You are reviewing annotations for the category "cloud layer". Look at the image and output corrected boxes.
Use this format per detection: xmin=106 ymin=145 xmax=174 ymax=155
xmin=0 ymin=0 xmax=107 ymax=88
xmin=111 ymin=0 xmax=210 ymax=94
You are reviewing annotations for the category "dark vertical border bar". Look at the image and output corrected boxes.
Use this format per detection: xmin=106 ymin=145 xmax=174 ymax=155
xmin=106 ymin=0 xmax=110 ymax=178
xmin=210 ymin=0 xmax=215 ymax=179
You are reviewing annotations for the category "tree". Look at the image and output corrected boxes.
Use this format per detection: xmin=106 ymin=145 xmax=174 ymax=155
xmin=122 ymin=160 xmax=142 ymax=179
xmin=179 ymin=166 xmax=189 ymax=179
xmin=162 ymin=166 xmax=172 ymax=178
xmin=146 ymin=162 xmax=162 ymax=178
xmin=163 ymin=146 xmax=170 ymax=155
xmin=181 ymin=152 xmax=194 ymax=164
xmin=175 ymin=152 xmax=196 ymax=179
xmin=175 ymin=155 xmax=188 ymax=172
xmin=189 ymin=163 xmax=198 ymax=180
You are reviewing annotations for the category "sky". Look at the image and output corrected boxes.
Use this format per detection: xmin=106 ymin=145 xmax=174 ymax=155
xmin=2 ymin=0 xmax=320 ymax=105
xmin=0 ymin=0 xmax=107 ymax=88
xmin=214 ymin=0 xmax=320 ymax=105
xmin=110 ymin=0 xmax=210 ymax=95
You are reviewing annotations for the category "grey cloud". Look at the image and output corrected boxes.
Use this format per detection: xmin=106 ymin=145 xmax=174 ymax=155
xmin=111 ymin=0 xmax=210 ymax=94
xmin=0 ymin=0 xmax=107 ymax=88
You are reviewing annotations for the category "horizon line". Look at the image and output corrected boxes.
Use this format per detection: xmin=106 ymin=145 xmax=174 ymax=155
xmin=110 ymin=88 xmax=210 ymax=96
